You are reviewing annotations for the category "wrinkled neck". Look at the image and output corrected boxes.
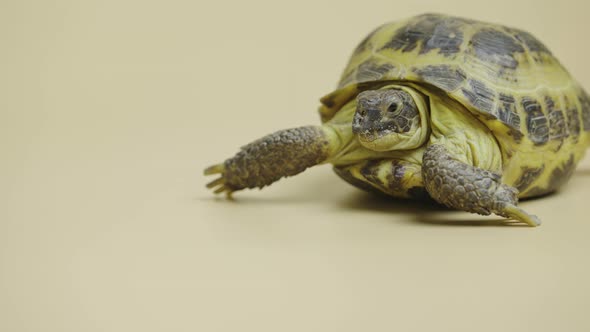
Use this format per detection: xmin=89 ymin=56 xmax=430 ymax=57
xmin=321 ymin=104 xmax=366 ymax=165
xmin=321 ymin=95 xmax=425 ymax=166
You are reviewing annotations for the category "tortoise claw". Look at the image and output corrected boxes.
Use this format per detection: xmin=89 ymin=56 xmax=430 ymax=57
xmin=206 ymin=177 xmax=225 ymax=189
xmin=213 ymin=185 xmax=228 ymax=194
xmin=211 ymin=184 xmax=235 ymax=199
xmin=204 ymin=163 xmax=225 ymax=175
xmin=204 ymin=163 xmax=235 ymax=198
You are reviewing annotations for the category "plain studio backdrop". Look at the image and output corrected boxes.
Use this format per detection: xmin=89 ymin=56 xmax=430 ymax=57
xmin=2 ymin=0 xmax=590 ymax=331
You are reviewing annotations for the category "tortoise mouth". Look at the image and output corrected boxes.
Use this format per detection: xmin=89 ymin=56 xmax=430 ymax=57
xmin=352 ymin=107 xmax=406 ymax=147
xmin=356 ymin=132 xmax=400 ymax=151
xmin=355 ymin=128 xmax=397 ymax=144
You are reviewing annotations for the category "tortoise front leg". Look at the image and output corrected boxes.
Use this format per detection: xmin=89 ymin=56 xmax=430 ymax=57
xmin=204 ymin=126 xmax=331 ymax=197
xmin=334 ymin=158 xmax=427 ymax=199
xmin=422 ymin=144 xmax=542 ymax=226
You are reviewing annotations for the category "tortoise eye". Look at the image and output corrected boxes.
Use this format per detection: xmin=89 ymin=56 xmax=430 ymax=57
xmin=387 ymin=102 xmax=399 ymax=113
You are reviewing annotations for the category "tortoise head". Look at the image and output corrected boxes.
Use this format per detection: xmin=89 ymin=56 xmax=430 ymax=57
xmin=352 ymin=87 xmax=430 ymax=151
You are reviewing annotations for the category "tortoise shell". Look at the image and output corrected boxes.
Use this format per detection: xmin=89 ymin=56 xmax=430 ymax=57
xmin=319 ymin=13 xmax=590 ymax=147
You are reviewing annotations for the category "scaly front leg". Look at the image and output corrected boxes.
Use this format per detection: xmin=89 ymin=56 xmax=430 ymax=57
xmin=204 ymin=126 xmax=331 ymax=197
xmin=422 ymin=144 xmax=542 ymax=226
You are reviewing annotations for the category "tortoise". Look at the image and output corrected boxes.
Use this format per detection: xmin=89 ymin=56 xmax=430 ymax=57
xmin=204 ymin=13 xmax=590 ymax=226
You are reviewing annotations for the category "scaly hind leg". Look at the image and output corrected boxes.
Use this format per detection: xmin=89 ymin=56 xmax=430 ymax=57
xmin=334 ymin=159 xmax=427 ymax=199
xmin=422 ymin=144 xmax=542 ymax=227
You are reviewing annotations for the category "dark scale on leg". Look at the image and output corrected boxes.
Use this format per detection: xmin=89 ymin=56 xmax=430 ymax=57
xmin=413 ymin=65 xmax=467 ymax=92
xmin=522 ymin=97 xmax=549 ymax=145
xmin=514 ymin=166 xmax=545 ymax=192
xmin=461 ymin=79 xmax=497 ymax=114
xmin=469 ymin=28 xmax=524 ymax=69
xmin=422 ymin=144 xmax=541 ymax=226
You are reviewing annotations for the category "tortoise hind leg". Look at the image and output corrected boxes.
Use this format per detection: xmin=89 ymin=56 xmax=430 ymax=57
xmin=334 ymin=159 xmax=427 ymax=199
xmin=422 ymin=144 xmax=542 ymax=227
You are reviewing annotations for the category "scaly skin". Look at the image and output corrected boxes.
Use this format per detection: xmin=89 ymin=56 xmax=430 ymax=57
xmin=422 ymin=144 xmax=541 ymax=226
xmin=204 ymin=126 xmax=330 ymax=196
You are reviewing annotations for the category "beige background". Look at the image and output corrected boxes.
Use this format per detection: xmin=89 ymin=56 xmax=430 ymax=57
xmin=2 ymin=0 xmax=590 ymax=331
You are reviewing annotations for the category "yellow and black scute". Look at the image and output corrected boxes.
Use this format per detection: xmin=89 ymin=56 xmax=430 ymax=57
xmin=319 ymin=13 xmax=590 ymax=198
